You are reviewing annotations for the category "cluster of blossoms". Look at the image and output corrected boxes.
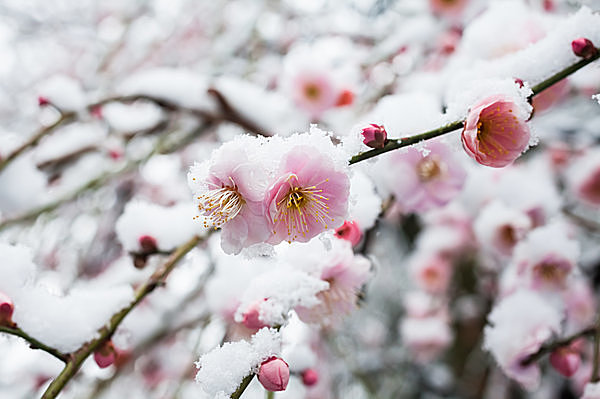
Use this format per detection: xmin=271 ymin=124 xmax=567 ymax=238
xmin=187 ymin=127 xmax=350 ymax=254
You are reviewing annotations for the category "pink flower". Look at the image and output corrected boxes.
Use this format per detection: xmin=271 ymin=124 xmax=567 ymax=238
xmin=380 ymin=139 xmax=466 ymax=213
xmin=241 ymin=299 xmax=269 ymax=330
xmin=0 ymin=291 xmax=14 ymax=326
xmin=258 ymin=357 xmax=290 ymax=392
xmin=462 ymin=95 xmax=531 ymax=168
xmin=189 ymin=137 xmax=271 ymax=254
xmin=361 ymin=124 xmax=387 ymax=149
xmin=291 ymin=71 xmax=338 ymax=118
xmin=334 ymin=220 xmax=362 ymax=246
xmin=295 ymin=241 xmax=370 ymax=325
xmin=409 ymin=254 xmax=453 ymax=295
xmin=266 ymin=145 xmax=349 ymax=244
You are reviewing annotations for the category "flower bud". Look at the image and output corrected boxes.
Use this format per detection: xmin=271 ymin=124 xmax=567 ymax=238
xmin=38 ymin=96 xmax=50 ymax=107
xmin=94 ymin=340 xmax=116 ymax=369
xmin=335 ymin=89 xmax=354 ymax=107
xmin=550 ymin=346 xmax=580 ymax=377
xmin=139 ymin=235 xmax=158 ymax=253
xmin=301 ymin=368 xmax=319 ymax=386
xmin=258 ymin=357 xmax=290 ymax=392
xmin=572 ymin=38 xmax=598 ymax=60
xmin=361 ymin=124 xmax=387 ymax=149
xmin=335 ymin=220 xmax=362 ymax=246
xmin=241 ymin=300 xmax=269 ymax=330
xmin=0 ymin=291 xmax=14 ymax=326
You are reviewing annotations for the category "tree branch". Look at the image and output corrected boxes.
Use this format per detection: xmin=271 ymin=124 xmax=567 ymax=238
xmin=0 ymin=325 xmax=69 ymax=363
xmin=349 ymin=48 xmax=600 ymax=165
xmin=40 ymin=235 xmax=203 ymax=399
xmin=521 ymin=326 xmax=595 ymax=366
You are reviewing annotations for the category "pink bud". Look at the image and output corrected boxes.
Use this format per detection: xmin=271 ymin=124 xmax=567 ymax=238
xmin=335 ymin=89 xmax=354 ymax=107
xmin=94 ymin=341 xmax=116 ymax=369
xmin=242 ymin=300 xmax=269 ymax=330
xmin=0 ymin=291 xmax=14 ymax=325
xmin=514 ymin=78 xmax=525 ymax=88
xmin=301 ymin=368 xmax=319 ymax=386
xmin=139 ymin=235 xmax=158 ymax=253
xmin=572 ymin=38 xmax=598 ymax=60
xmin=361 ymin=124 xmax=387 ymax=149
xmin=38 ymin=96 xmax=50 ymax=107
xmin=550 ymin=346 xmax=580 ymax=377
xmin=335 ymin=220 xmax=362 ymax=246
xmin=90 ymin=105 xmax=103 ymax=119
xmin=258 ymin=357 xmax=290 ymax=392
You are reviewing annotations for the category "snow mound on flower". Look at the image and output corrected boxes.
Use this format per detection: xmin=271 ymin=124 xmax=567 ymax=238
xmin=195 ymin=328 xmax=281 ymax=398
xmin=37 ymin=75 xmax=86 ymax=111
xmin=234 ymin=267 xmax=329 ymax=326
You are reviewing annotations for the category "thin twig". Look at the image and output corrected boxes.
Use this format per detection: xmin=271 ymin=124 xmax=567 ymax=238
xmin=592 ymin=316 xmax=600 ymax=382
xmin=0 ymin=325 xmax=69 ymax=362
xmin=349 ymin=48 xmax=600 ymax=165
xmin=40 ymin=235 xmax=203 ymax=399
xmin=521 ymin=326 xmax=595 ymax=366
xmin=0 ymin=112 xmax=76 ymax=173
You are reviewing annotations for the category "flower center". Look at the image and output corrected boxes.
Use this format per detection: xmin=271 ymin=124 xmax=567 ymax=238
xmin=416 ymin=156 xmax=443 ymax=181
xmin=274 ymin=175 xmax=332 ymax=241
xmin=533 ymin=260 xmax=568 ymax=287
xmin=196 ymin=182 xmax=245 ymax=229
xmin=304 ymin=84 xmax=321 ymax=101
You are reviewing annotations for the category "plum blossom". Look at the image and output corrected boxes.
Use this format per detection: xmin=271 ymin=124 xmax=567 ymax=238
xmin=379 ymin=139 xmax=466 ymax=213
xmin=567 ymin=149 xmax=600 ymax=206
xmin=511 ymin=223 xmax=579 ymax=291
xmin=188 ymin=135 xmax=271 ymax=254
xmin=295 ymin=240 xmax=371 ymax=326
xmin=483 ymin=290 xmax=563 ymax=390
xmin=409 ymin=253 xmax=453 ymax=295
xmin=258 ymin=357 xmax=290 ymax=392
xmin=462 ymin=95 xmax=531 ymax=168
xmin=266 ymin=133 xmax=350 ymax=244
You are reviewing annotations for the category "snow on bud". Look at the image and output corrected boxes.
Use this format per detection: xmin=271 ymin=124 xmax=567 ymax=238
xmin=550 ymin=346 xmax=580 ymax=377
xmin=361 ymin=124 xmax=387 ymax=149
xmin=94 ymin=340 xmax=117 ymax=368
xmin=334 ymin=220 xmax=362 ymax=246
xmin=0 ymin=291 xmax=14 ymax=326
xmin=301 ymin=368 xmax=319 ymax=386
xmin=241 ymin=299 xmax=269 ymax=330
xmin=258 ymin=357 xmax=290 ymax=392
xmin=571 ymin=38 xmax=598 ymax=60
xmin=462 ymin=95 xmax=531 ymax=168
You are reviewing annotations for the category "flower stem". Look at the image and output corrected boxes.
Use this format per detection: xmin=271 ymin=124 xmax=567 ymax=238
xmin=266 ymin=390 xmax=275 ymax=399
xmin=0 ymin=325 xmax=69 ymax=362
xmin=349 ymin=47 xmax=600 ymax=166
xmin=39 ymin=235 xmax=202 ymax=399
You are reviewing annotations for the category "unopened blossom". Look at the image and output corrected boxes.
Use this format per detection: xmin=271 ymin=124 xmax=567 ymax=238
xmin=258 ymin=357 xmax=290 ymax=392
xmin=379 ymin=139 xmax=466 ymax=213
xmin=335 ymin=89 xmax=354 ymax=107
xmin=335 ymin=220 xmax=362 ymax=246
xmin=572 ymin=38 xmax=598 ymax=60
xmin=138 ymin=235 xmax=158 ymax=253
xmin=361 ymin=124 xmax=387 ymax=149
xmin=0 ymin=291 xmax=14 ymax=325
xmin=483 ymin=290 xmax=563 ymax=390
xmin=302 ymin=368 xmax=319 ymax=386
xmin=266 ymin=135 xmax=349 ymax=244
xmin=550 ymin=345 xmax=580 ymax=377
xmin=295 ymin=241 xmax=370 ymax=325
xmin=94 ymin=341 xmax=117 ymax=369
xmin=189 ymin=136 xmax=271 ymax=254
xmin=462 ymin=95 xmax=531 ymax=168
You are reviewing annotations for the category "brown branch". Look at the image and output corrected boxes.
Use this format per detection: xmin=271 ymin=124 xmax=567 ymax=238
xmin=521 ymin=326 xmax=595 ymax=366
xmin=0 ymin=325 xmax=69 ymax=362
xmin=40 ymin=235 xmax=203 ymax=399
